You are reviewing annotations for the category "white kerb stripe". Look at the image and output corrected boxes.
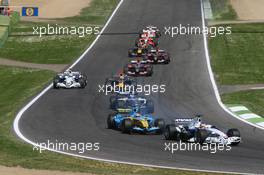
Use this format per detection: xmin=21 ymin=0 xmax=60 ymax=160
xmin=239 ymin=113 xmax=261 ymax=120
xmin=256 ymin=122 xmax=264 ymax=127
xmin=229 ymin=106 xmax=248 ymax=112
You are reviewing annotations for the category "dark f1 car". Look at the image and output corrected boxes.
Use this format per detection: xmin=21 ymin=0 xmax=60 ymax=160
xmin=53 ymin=69 xmax=87 ymax=89
xmin=145 ymin=49 xmax=170 ymax=64
xmin=110 ymin=93 xmax=154 ymax=114
xmin=164 ymin=116 xmax=241 ymax=146
xmin=128 ymin=47 xmax=149 ymax=58
xmin=124 ymin=59 xmax=153 ymax=76
xmin=105 ymin=74 xmax=137 ymax=95
xmin=107 ymin=109 xmax=165 ymax=134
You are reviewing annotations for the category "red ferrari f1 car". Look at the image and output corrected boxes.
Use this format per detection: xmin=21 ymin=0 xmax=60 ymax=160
xmin=124 ymin=59 xmax=153 ymax=76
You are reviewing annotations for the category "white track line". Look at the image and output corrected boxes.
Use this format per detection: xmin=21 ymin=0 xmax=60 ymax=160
xmin=12 ymin=0 xmax=259 ymax=174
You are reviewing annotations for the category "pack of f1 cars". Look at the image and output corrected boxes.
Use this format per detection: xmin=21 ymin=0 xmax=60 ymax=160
xmin=145 ymin=48 xmax=170 ymax=64
xmin=105 ymin=74 xmax=137 ymax=94
xmin=164 ymin=116 xmax=241 ymax=146
xmin=53 ymin=69 xmax=87 ymax=89
xmin=124 ymin=59 xmax=153 ymax=76
xmin=107 ymin=109 xmax=165 ymax=134
xmin=105 ymin=26 xmax=169 ymax=136
xmin=110 ymin=93 xmax=154 ymax=114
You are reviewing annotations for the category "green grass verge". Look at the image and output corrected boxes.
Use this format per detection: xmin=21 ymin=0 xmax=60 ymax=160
xmin=0 ymin=29 xmax=95 ymax=64
xmin=0 ymin=0 xmax=118 ymax=64
xmin=209 ymin=23 xmax=264 ymax=85
xmin=209 ymin=0 xmax=237 ymax=20
xmin=0 ymin=67 xmax=222 ymax=175
xmin=222 ymin=90 xmax=264 ymax=117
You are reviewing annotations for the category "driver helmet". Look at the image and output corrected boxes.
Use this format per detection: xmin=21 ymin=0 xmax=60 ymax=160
xmin=119 ymin=73 xmax=124 ymax=80
xmin=136 ymin=59 xmax=141 ymax=64
xmin=199 ymin=124 xmax=206 ymax=129
xmin=135 ymin=113 xmax=141 ymax=118
xmin=194 ymin=120 xmax=202 ymax=128
xmin=65 ymin=69 xmax=72 ymax=75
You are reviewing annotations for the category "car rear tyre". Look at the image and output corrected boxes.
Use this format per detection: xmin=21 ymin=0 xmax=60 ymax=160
xmin=146 ymin=67 xmax=153 ymax=76
xmin=196 ymin=129 xmax=209 ymax=144
xmin=165 ymin=57 xmax=170 ymax=64
xmin=164 ymin=125 xmax=179 ymax=140
xmin=107 ymin=114 xmax=116 ymax=129
xmin=53 ymin=79 xmax=59 ymax=89
xmin=79 ymin=78 xmax=86 ymax=88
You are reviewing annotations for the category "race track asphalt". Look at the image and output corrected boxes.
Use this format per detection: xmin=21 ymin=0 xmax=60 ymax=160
xmin=17 ymin=0 xmax=264 ymax=174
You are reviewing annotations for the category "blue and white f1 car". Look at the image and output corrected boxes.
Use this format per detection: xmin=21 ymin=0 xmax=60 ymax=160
xmin=107 ymin=109 xmax=165 ymax=134
xmin=110 ymin=93 xmax=154 ymax=114
xmin=53 ymin=69 xmax=87 ymax=89
xmin=164 ymin=116 xmax=241 ymax=145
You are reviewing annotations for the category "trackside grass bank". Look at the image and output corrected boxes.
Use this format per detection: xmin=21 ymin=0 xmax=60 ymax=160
xmin=0 ymin=27 xmax=95 ymax=64
xmin=209 ymin=23 xmax=264 ymax=117
xmin=209 ymin=23 xmax=264 ymax=85
xmin=209 ymin=0 xmax=237 ymax=20
xmin=0 ymin=0 xmax=119 ymax=64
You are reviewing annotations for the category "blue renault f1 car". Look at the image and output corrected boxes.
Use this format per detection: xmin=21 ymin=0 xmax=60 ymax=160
xmin=109 ymin=93 xmax=154 ymax=114
xmin=107 ymin=109 xmax=165 ymax=134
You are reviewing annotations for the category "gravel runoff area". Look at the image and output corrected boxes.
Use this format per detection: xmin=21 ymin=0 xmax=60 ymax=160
xmin=230 ymin=0 xmax=264 ymax=20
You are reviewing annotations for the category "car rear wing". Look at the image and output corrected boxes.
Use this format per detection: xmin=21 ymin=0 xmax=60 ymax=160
xmin=174 ymin=118 xmax=193 ymax=125
xmin=173 ymin=117 xmax=202 ymax=126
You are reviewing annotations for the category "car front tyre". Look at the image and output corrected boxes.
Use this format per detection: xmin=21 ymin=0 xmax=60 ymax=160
xmin=121 ymin=119 xmax=132 ymax=134
xmin=227 ymin=128 xmax=241 ymax=146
